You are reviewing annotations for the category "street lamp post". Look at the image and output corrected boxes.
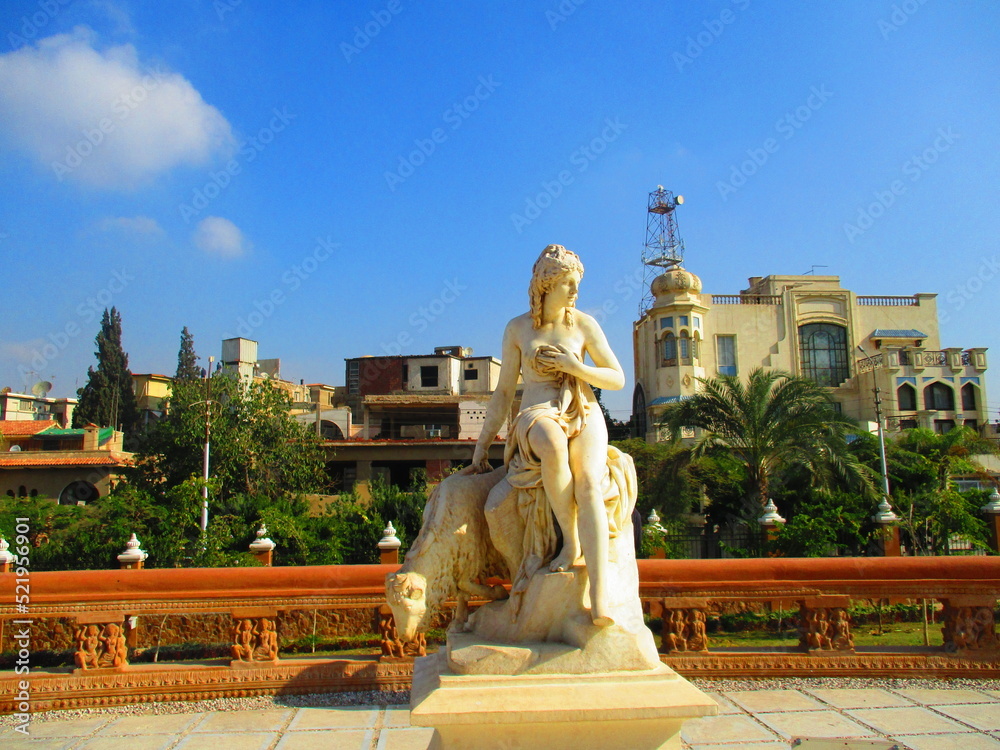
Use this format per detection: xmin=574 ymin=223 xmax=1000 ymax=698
xmin=190 ymin=356 xmax=216 ymax=534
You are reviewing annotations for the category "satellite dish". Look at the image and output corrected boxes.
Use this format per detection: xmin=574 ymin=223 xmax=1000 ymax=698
xmin=9 ymin=445 xmax=22 ymax=452
xmin=676 ymin=195 xmax=684 ymax=205
xmin=32 ymin=381 xmax=52 ymax=397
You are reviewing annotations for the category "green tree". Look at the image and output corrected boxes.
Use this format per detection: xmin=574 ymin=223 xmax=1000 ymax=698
xmin=73 ymin=307 xmax=140 ymax=443
xmin=659 ymin=368 xmax=877 ymax=519
xmin=895 ymin=426 xmax=998 ymax=492
xmin=175 ymin=326 xmax=200 ymax=381
xmin=133 ymin=374 xmax=327 ymax=504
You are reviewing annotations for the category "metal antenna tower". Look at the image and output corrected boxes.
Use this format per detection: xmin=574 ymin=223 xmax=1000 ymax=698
xmin=639 ymin=186 xmax=685 ymax=315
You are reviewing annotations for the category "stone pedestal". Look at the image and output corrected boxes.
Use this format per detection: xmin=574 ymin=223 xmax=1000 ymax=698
xmin=411 ymin=652 xmax=718 ymax=750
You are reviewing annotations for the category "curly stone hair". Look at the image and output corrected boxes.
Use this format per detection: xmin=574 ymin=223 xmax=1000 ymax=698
xmin=529 ymin=244 xmax=584 ymax=329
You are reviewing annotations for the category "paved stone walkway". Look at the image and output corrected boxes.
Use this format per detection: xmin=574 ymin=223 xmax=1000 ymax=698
xmin=2 ymin=687 xmax=1000 ymax=749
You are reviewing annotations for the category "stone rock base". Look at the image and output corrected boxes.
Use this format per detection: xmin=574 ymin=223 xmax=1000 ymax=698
xmin=410 ymin=652 xmax=718 ymax=750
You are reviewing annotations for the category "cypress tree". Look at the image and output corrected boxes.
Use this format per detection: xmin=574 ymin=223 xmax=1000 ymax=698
xmin=74 ymin=307 xmax=140 ymax=441
xmin=175 ymin=326 xmax=200 ymax=381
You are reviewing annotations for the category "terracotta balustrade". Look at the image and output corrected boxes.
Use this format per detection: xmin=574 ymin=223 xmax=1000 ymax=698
xmin=1 ymin=557 xmax=998 ymax=711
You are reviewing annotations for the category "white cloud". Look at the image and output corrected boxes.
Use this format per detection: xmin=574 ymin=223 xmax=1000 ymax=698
xmin=1 ymin=339 xmax=47 ymax=364
xmin=0 ymin=27 xmax=233 ymax=189
xmin=97 ymin=215 xmax=163 ymax=235
xmin=193 ymin=216 xmax=246 ymax=258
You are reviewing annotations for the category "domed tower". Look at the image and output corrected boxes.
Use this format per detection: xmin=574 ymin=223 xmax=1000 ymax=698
xmin=631 ymin=188 xmax=709 ymax=441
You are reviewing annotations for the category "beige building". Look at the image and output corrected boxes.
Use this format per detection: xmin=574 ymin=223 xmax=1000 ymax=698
xmin=0 ymin=389 xmax=76 ymax=427
xmin=132 ymin=373 xmax=173 ymax=427
xmin=632 ymin=269 xmax=989 ymax=442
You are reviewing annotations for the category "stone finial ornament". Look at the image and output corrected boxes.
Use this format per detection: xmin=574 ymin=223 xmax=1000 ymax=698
xmin=378 ymin=522 xmax=401 ymax=551
xmin=116 ymin=533 xmax=148 ymax=565
xmin=872 ymin=497 xmax=899 ymax=523
xmin=248 ymin=525 xmax=276 ymax=554
xmin=757 ymin=499 xmax=786 ymax=526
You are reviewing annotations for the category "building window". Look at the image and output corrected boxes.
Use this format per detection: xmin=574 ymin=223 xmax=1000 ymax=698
xmin=420 ymin=366 xmax=439 ymax=388
xmin=716 ymin=335 xmax=737 ymax=376
xmin=679 ymin=331 xmax=690 ymax=363
xmin=964 ymin=419 xmax=979 ymax=431
xmin=897 ymin=383 xmax=917 ymax=411
xmin=924 ymin=382 xmax=954 ymax=411
xmin=660 ymin=317 xmax=673 ymax=330
xmin=347 ymin=360 xmax=360 ymax=395
xmin=662 ymin=333 xmax=677 ymax=365
xmin=693 ymin=316 xmax=701 ymax=330
xmin=798 ymin=323 xmax=849 ymax=387
xmin=933 ymin=419 xmax=956 ymax=434
xmin=679 ymin=315 xmax=689 ymax=327
xmin=632 ymin=385 xmax=647 ymax=438
xmin=464 ymin=368 xmax=479 ymax=380
xmin=961 ymin=383 xmax=977 ymax=411
xmin=899 ymin=418 xmax=918 ymax=430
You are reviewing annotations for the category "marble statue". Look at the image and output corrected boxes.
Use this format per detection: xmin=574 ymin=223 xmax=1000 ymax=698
xmin=388 ymin=244 xmax=658 ymax=674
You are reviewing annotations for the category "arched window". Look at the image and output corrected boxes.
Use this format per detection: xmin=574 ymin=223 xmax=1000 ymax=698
xmin=961 ymin=383 xmax=977 ymax=411
xmin=923 ymin=382 xmax=955 ymax=411
xmin=662 ymin=333 xmax=677 ymax=365
xmin=679 ymin=331 xmax=691 ymax=363
xmin=320 ymin=420 xmax=344 ymax=440
xmin=897 ymin=383 xmax=917 ymax=411
xmin=59 ymin=480 xmax=99 ymax=506
xmin=632 ymin=384 xmax=647 ymax=439
xmin=798 ymin=323 xmax=849 ymax=387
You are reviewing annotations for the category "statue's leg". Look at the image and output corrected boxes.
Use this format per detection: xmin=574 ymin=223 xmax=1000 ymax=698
xmin=527 ymin=419 xmax=581 ymax=572
xmin=569 ymin=421 xmax=613 ymax=627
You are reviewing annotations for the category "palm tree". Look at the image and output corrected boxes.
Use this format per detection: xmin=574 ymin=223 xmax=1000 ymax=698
xmin=659 ymin=368 xmax=877 ymax=516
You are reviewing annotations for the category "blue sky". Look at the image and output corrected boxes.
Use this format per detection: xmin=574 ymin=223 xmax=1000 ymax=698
xmin=0 ymin=0 xmax=998 ymax=422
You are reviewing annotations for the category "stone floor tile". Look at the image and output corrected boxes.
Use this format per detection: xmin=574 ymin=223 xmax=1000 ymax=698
xmin=383 ymin=706 xmax=413 ymax=727
xmin=680 ymin=714 xmax=781 ymax=744
xmin=755 ymin=710 xmax=877 ymax=740
xmin=895 ymin=734 xmax=1000 ymax=750
xmin=984 ymin=691 xmax=1000 ymax=700
xmin=702 ymin=692 xmax=742 ymax=714
xmin=846 ymin=706 xmax=969 ymax=735
xmin=276 ymin=729 xmax=372 ymax=750
xmin=78 ymin=736 xmax=175 ymax=750
xmin=97 ymin=712 xmax=205 ymax=735
xmin=895 ymin=689 xmax=995 ymax=705
xmin=932 ymin=703 xmax=1000 ymax=732
xmin=724 ymin=689 xmax=826 ymax=713
xmin=14 ymin=718 xmax=110 ymax=738
xmin=682 ymin=744 xmax=788 ymax=750
xmin=174 ymin=732 xmax=277 ymax=750
xmin=376 ymin=727 xmax=435 ymax=750
xmin=803 ymin=688 xmax=916 ymax=709
xmin=0 ymin=737 xmax=74 ymax=750
xmin=192 ymin=708 xmax=293 ymax=733
xmin=287 ymin=706 xmax=379 ymax=731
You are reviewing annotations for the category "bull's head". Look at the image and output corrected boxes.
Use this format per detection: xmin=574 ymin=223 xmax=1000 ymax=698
xmin=384 ymin=571 xmax=428 ymax=642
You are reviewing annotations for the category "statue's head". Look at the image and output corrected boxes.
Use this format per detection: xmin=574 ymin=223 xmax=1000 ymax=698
xmin=529 ymin=244 xmax=585 ymax=329
xmin=385 ymin=571 xmax=428 ymax=642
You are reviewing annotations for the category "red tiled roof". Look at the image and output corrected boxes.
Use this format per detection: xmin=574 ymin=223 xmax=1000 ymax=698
xmin=0 ymin=420 xmax=58 ymax=436
xmin=0 ymin=452 xmax=134 ymax=468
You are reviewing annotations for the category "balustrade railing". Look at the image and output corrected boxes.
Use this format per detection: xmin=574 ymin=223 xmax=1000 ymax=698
xmin=710 ymin=295 xmax=782 ymax=305
xmin=2 ymin=557 xmax=998 ymax=711
xmin=856 ymin=296 xmax=920 ymax=306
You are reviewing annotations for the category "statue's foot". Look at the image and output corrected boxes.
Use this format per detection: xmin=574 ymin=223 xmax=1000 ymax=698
xmin=548 ymin=549 xmax=583 ymax=572
xmin=592 ymin=614 xmax=615 ymax=628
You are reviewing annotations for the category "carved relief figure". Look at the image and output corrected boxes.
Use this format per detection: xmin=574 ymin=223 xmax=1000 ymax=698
xmin=231 ymin=618 xmax=254 ymax=661
xmin=687 ymin=609 xmax=708 ymax=652
xmin=98 ymin=623 xmax=127 ymax=668
xmin=471 ymin=245 xmax=629 ymax=625
xmin=253 ymin=618 xmax=278 ymax=661
xmin=74 ymin=624 xmax=100 ymax=670
xmin=830 ymin=608 xmax=854 ymax=651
